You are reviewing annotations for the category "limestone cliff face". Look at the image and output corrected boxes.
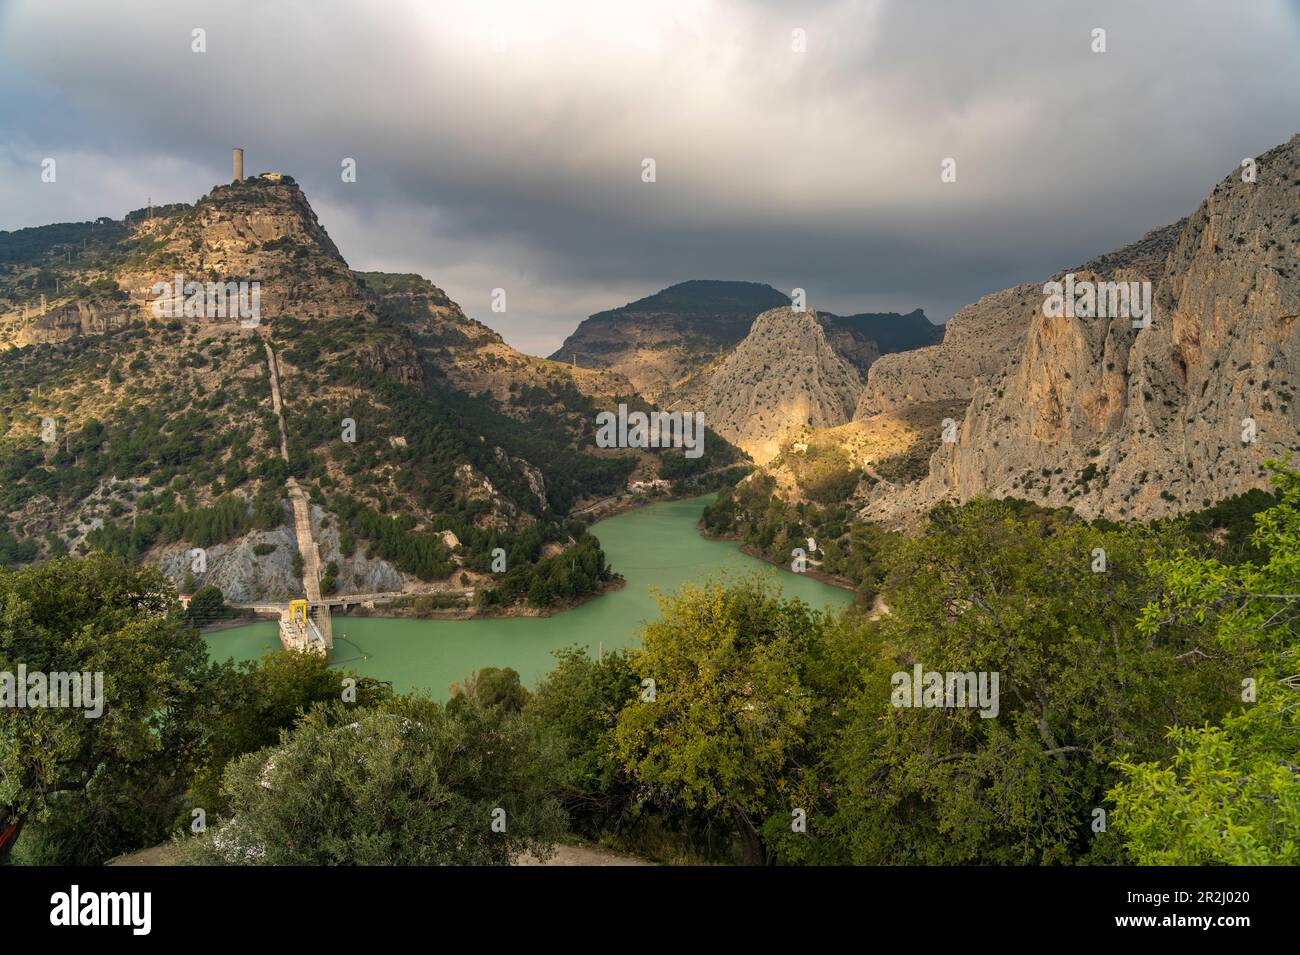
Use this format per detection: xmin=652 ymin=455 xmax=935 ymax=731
xmin=696 ymin=307 xmax=862 ymax=464
xmin=17 ymin=300 xmax=133 ymax=345
xmin=855 ymin=283 xmax=1040 ymax=418
xmin=864 ymin=133 xmax=1300 ymax=524
xmin=818 ymin=319 xmax=881 ymax=378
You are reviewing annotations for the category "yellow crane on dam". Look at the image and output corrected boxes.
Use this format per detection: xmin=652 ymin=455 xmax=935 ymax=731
xmin=279 ymin=599 xmax=331 ymax=655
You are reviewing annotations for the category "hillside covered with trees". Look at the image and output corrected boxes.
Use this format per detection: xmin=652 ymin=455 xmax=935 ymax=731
xmin=0 ymin=178 xmax=747 ymax=610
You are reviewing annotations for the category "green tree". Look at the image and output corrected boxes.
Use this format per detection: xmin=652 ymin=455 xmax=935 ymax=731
xmin=450 ymin=666 xmax=529 ymax=713
xmin=186 ymin=584 xmax=226 ymax=624
xmin=185 ymin=697 xmax=566 ymax=865
xmin=613 ymin=577 xmax=833 ymax=864
xmin=524 ymin=647 xmax=640 ymax=836
xmin=827 ymin=498 xmax=1239 ymax=865
xmin=1110 ymin=707 xmax=1300 ymax=865
xmin=0 ymin=555 xmax=208 ymax=864
xmin=186 ymin=650 xmax=391 ymax=815
xmin=1109 ymin=464 xmax=1300 ymax=864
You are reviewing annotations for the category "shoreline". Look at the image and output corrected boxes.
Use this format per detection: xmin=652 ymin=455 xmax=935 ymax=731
xmin=738 ymin=543 xmax=860 ymax=594
xmin=201 ymin=493 xmax=865 ymax=640
xmin=339 ymin=575 xmax=629 ymax=622
xmin=355 ymin=489 xmax=711 ymax=622
xmin=203 ymin=577 xmax=631 ymax=632
xmin=202 ymin=492 xmax=693 ymax=632
xmin=697 ymin=526 xmax=861 ymax=596
xmin=197 ymin=614 xmax=266 ymax=635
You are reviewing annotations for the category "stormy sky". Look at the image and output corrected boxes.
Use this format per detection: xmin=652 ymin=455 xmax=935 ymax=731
xmin=2 ymin=0 xmax=1299 ymax=356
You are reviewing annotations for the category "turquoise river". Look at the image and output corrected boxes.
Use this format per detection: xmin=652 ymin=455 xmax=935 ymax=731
xmin=205 ymin=494 xmax=854 ymax=698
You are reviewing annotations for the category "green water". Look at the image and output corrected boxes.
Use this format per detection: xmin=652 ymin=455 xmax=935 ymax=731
xmin=204 ymin=494 xmax=854 ymax=698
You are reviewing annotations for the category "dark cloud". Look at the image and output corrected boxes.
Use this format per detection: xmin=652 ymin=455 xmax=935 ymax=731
xmin=2 ymin=0 xmax=1298 ymax=354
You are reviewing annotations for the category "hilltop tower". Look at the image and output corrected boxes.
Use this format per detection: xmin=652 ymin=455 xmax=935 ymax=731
xmin=232 ymin=147 xmax=244 ymax=182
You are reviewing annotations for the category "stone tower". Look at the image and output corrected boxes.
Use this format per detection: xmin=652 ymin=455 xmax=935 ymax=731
xmin=232 ymin=147 xmax=244 ymax=182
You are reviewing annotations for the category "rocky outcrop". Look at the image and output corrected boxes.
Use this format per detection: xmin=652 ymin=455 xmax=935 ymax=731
xmin=855 ymin=283 xmax=1041 ymax=418
xmin=817 ymin=319 xmax=881 ymax=378
xmin=312 ymin=504 xmax=406 ymax=594
xmin=863 ymin=133 xmax=1300 ymax=524
xmin=116 ymin=174 xmax=365 ymax=325
xmin=16 ymin=300 xmax=133 ymax=345
xmin=696 ymin=307 xmax=862 ymax=464
xmin=820 ymin=308 xmax=942 ymax=376
xmin=156 ymin=525 xmax=303 ymax=604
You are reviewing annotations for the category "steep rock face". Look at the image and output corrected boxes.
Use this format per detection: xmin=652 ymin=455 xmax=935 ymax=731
xmin=116 ymin=174 xmax=366 ymax=325
xmin=865 ymin=133 xmax=1300 ymax=524
xmin=855 ymin=283 xmax=1041 ymax=418
xmin=5 ymin=176 xmax=366 ymax=350
xmin=698 ymin=307 xmax=862 ymax=464
xmin=663 ymin=307 xmax=937 ymax=414
xmin=817 ymin=319 xmax=882 ymax=378
xmin=17 ymin=300 xmax=133 ymax=345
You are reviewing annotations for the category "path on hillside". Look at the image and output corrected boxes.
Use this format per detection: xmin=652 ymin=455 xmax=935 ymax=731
xmin=264 ymin=341 xmax=290 ymax=461
xmin=513 ymin=843 xmax=652 ymax=866
xmin=264 ymin=341 xmax=324 ymax=610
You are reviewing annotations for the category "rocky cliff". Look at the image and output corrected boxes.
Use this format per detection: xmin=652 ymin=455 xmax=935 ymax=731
xmin=854 ymin=283 xmax=1041 ymax=418
xmin=861 ymin=133 xmax=1300 ymax=524
xmin=697 ymin=307 xmax=862 ymax=464
xmin=115 ymin=174 xmax=364 ymax=326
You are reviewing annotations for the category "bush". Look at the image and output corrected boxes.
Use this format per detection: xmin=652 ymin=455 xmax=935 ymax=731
xmin=184 ymin=699 xmax=566 ymax=865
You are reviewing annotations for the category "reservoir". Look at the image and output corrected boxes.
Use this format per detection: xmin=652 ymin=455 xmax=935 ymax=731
xmin=205 ymin=494 xmax=855 ymax=698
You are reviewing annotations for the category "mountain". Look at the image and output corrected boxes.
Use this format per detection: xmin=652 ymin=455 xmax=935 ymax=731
xmin=549 ymin=280 xmax=790 ymax=402
xmin=550 ymin=279 xmax=940 ymax=402
xmin=695 ymin=306 xmax=862 ymax=464
xmin=859 ymin=133 xmax=1300 ymax=524
xmin=0 ymin=173 xmax=739 ymax=605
